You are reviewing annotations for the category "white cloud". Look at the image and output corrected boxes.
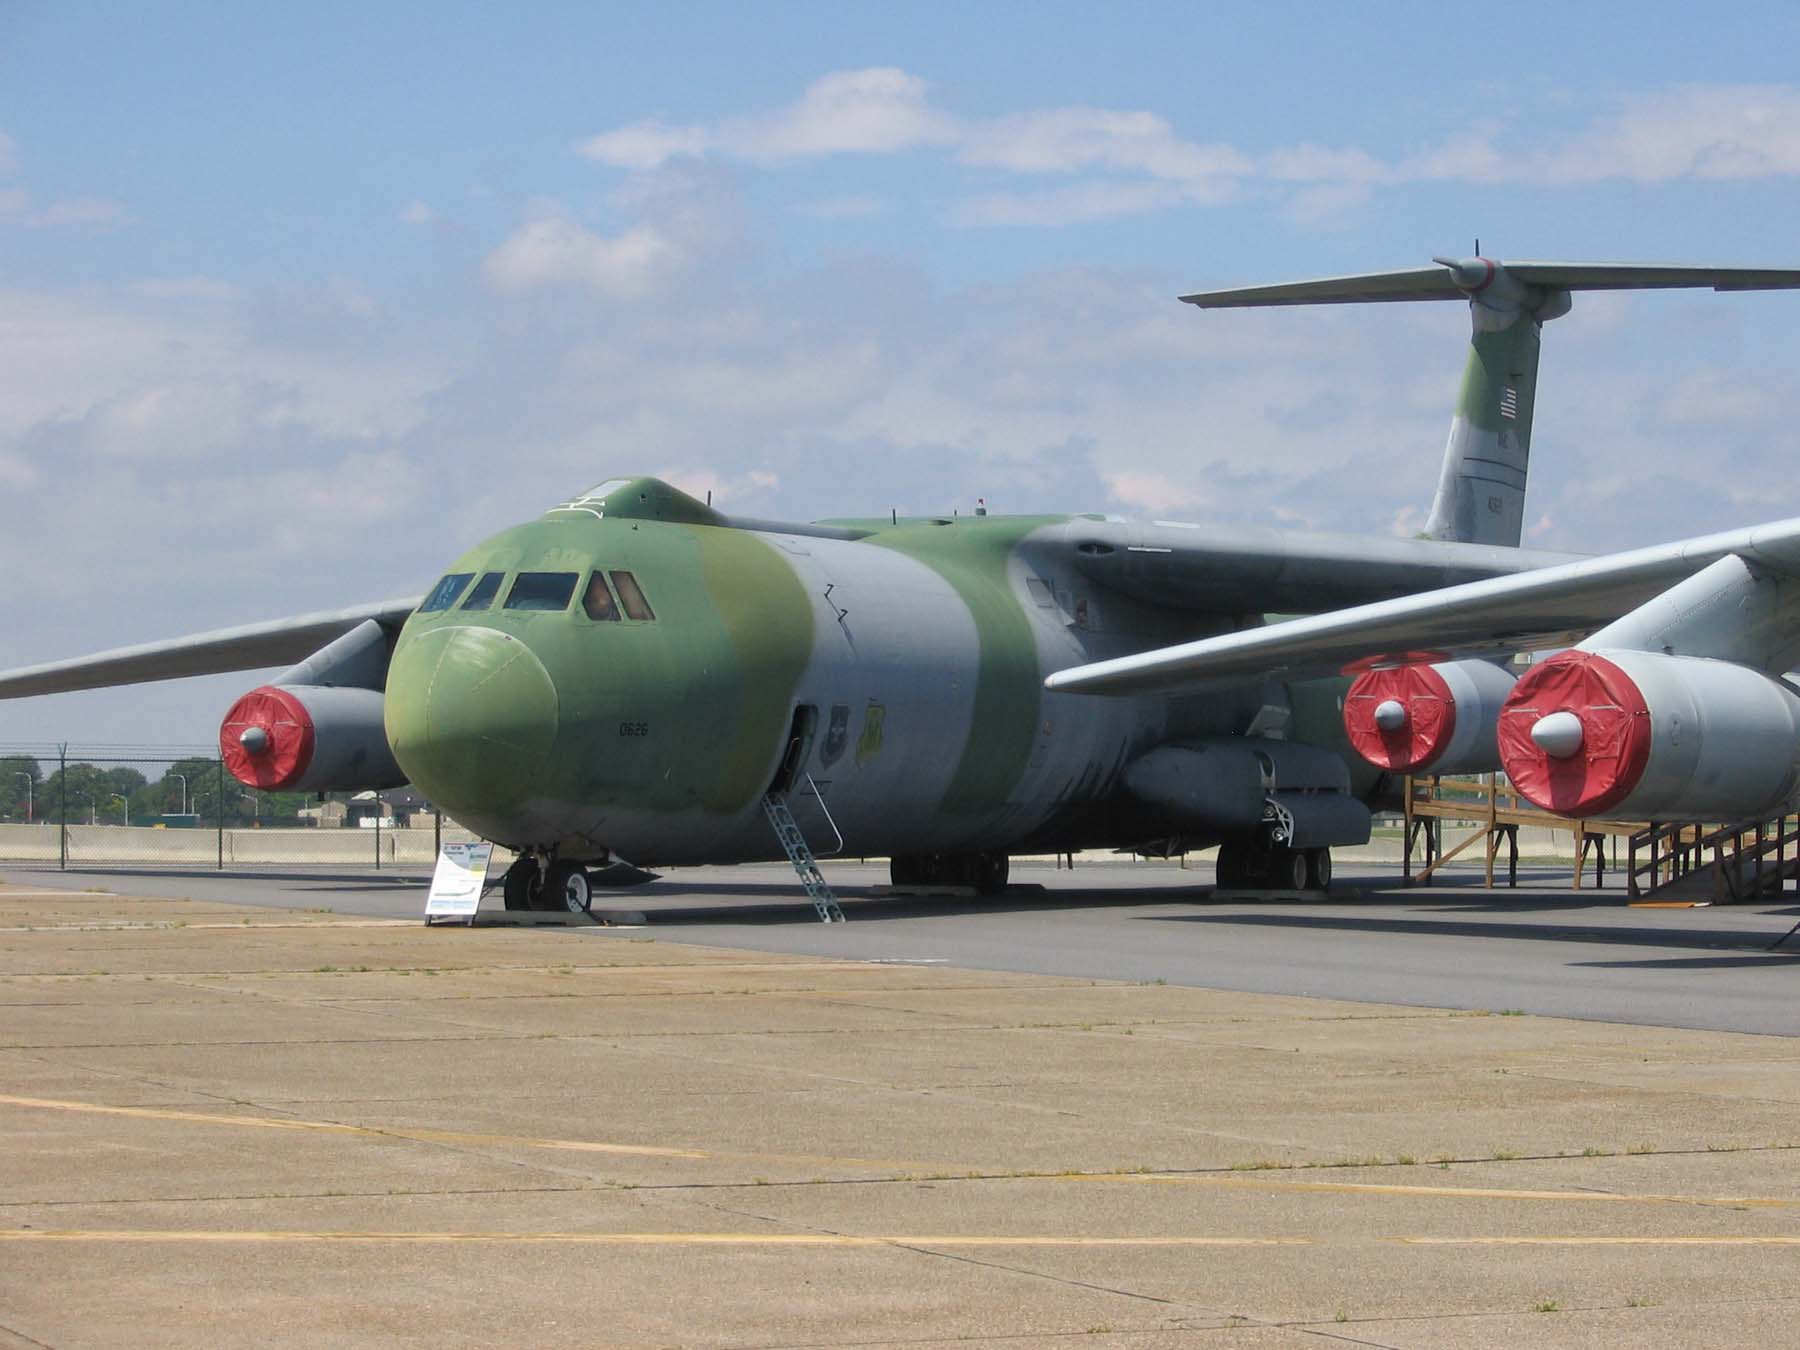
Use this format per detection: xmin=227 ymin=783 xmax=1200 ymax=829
xmin=959 ymin=107 xmax=1250 ymax=181
xmin=957 ymin=180 xmax=1211 ymax=226
xmin=578 ymin=68 xmax=955 ymax=170
xmin=399 ymin=201 xmax=435 ymax=225
xmin=746 ymin=67 xmax=957 ymax=160
xmin=131 ymin=276 xmax=240 ymax=302
xmin=798 ymin=194 xmax=888 ymax=219
xmin=483 ymin=217 xmax=678 ymax=297
xmin=574 ymin=73 xmax=1800 ymax=231
xmin=1542 ymin=84 xmax=1800 ymax=183
xmin=0 ymin=186 xmax=127 ymax=230
xmin=578 ymin=120 xmax=713 ymax=169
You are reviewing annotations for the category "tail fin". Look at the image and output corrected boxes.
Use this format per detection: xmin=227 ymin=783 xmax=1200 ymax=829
xmin=1181 ymin=259 xmax=1800 ymax=547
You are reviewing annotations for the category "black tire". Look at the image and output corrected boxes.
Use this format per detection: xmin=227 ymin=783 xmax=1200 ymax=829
xmin=1272 ymin=846 xmax=1309 ymax=892
xmin=890 ymin=856 xmax=925 ymax=887
xmin=1215 ymin=840 xmax=1248 ymax=889
xmin=1305 ymin=848 xmax=1332 ymax=892
xmin=543 ymin=860 xmax=592 ymax=913
xmin=971 ymin=852 xmax=1009 ymax=897
xmin=502 ymin=859 xmax=543 ymax=911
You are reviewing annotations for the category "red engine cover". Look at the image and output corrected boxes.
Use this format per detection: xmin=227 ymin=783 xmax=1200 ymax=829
xmin=1343 ymin=664 xmax=1456 ymax=771
xmin=1496 ymin=651 xmax=1652 ymax=816
xmin=220 ymin=685 xmax=316 ymax=790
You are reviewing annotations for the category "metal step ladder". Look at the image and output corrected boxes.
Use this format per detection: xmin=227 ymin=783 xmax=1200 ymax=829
xmin=763 ymin=791 xmax=845 ymax=923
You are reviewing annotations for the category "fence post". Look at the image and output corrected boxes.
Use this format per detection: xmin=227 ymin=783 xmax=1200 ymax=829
xmin=58 ymin=743 xmax=67 ymax=870
xmin=216 ymin=757 xmax=225 ymax=870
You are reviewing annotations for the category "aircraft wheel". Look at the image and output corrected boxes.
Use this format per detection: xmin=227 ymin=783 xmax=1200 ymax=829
xmin=1215 ymin=840 xmax=1248 ymax=889
xmin=502 ymin=858 xmax=544 ymax=911
xmin=890 ymin=856 xmax=926 ymax=887
xmin=1305 ymin=848 xmax=1332 ymax=892
xmin=1272 ymin=846 xmax=1309 ymax=892
xmin=971 ymin=852 xmax=1009 ymax=897
xmin=541 ymin=860 xmax=592 ymax=913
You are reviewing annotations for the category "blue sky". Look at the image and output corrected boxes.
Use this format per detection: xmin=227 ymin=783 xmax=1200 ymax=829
xmin=5 ymin=1 xmax=1800 ymax=745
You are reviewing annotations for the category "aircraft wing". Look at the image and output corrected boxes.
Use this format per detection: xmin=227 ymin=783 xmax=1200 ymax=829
xmin=1042 ymin=519 xmax=1579 ymax=614
xmin=0 ymin=598 xmax=422 ymax=699
xmin=1046 ymin=518 xmax=1800 ymax=695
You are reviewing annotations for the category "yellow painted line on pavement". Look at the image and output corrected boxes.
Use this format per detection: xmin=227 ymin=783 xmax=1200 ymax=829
xmin=0 ymin=1094 xmax=933 ymax=1172
xmin=10 ymin=1230 xmax=1800 ymax=1249
xmin=0 ymin=1094 xmax=709 ymax=1159
xmin=0 ymin=1230 xmax=1311 ymax=1247
xmin=1083 ymin=1172 xmax=1799 ymax=1209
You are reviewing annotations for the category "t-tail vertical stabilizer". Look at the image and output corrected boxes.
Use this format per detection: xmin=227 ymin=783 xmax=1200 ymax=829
xmin=1181 ymin=258 xmax=1800 ymax=547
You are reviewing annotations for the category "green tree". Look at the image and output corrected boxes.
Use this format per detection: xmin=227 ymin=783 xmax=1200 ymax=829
xmin=0 ymin=755 xmax=42 ymax=822
xmin=42 ymin=763 xmax=112 ymax=824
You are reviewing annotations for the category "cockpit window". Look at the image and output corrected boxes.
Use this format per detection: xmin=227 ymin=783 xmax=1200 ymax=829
xmin=419 ymin=573 xmax=474 ymax=613
xmin=504 ymin=572 xmax=579 ymax=611
xmin=582 ymin=572 xmax=621 ymax=621
xmin=461 ymin=571 xmax=505 ymax=611
xmin=610 ymin=570 xmax=656 ymax=621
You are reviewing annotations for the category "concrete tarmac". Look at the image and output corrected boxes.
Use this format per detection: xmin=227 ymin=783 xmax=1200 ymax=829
xmin=7 ymin=859 xmax=1800 ymax=1035
xmin=4 ymin=876 xmax=1800 ymax=1346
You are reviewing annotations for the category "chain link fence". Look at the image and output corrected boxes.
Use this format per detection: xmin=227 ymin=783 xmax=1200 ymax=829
xmin=0 ymin=743 xmax=486 ymax=869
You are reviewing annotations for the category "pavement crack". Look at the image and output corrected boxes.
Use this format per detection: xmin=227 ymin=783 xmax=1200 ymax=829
xmin=0 ymin=1319 xmax=57 ymax=1349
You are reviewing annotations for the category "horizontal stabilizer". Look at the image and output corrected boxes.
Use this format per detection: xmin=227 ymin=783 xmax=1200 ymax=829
xmin=1181 ymin=260 xmax=1800 ymax=308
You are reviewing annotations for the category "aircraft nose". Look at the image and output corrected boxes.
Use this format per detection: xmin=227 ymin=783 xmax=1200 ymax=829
xmin=385 ymin=626 xmax=559 ymax=820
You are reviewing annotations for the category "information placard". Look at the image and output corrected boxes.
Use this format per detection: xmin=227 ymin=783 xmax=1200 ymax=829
xmin=424 ymin=842 xmax=494 ymax=924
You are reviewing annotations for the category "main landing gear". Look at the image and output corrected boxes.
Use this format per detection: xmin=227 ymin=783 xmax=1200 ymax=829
xmin=502 ymin=855 xmax=596 ymax=914
xmin=889 ymin=851 xmax=1010 ymax=897
xmin=1215 ymin=840 xmax=1331 ymax=893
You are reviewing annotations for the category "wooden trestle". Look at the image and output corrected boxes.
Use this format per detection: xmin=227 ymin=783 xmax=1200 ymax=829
xmin=1398 ymin=774 xmax=1800 ymax=902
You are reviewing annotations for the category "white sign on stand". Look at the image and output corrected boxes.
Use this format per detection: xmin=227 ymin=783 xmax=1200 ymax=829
xmin=424 ymin=842 xmax=495 ymax=925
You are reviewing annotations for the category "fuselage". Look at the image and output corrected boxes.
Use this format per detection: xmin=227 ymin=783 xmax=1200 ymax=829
xmin=382 ymin=477 xmax=1365 ymax=865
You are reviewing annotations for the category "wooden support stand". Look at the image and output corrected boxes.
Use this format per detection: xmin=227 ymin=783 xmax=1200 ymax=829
xmin=1400 ymin=775 xmax=1800 ymax=903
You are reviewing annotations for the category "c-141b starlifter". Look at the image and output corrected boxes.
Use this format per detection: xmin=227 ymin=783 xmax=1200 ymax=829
xmin=9 ymin=256 xmax=1800 ymax=915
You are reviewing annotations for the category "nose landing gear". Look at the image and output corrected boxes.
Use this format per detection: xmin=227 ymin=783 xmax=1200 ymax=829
xmin=501 ymin=852 xmax=598 ymax=914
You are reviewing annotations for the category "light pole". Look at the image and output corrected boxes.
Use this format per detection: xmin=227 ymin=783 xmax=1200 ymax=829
xmin=13 ymin=773 xmax=29 ymax=823
xmin=171 ymin=772 xmax=188 ymax=816
xmin=111 ymin=793 xmax=129 ymax=826
xmin=241 ymin=792 xmax=259 ymax=822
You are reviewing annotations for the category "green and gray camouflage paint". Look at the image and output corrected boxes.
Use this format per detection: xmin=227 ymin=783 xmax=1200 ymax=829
xmin=385 ymin=476 xmax=1362 ymax=865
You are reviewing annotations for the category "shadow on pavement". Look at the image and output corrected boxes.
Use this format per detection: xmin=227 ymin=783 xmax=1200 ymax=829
xmin=1157 ymin=909 xmax=1796 ymax=954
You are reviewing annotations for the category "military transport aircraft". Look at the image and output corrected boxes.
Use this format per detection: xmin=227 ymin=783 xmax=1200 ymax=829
xmin=7 ymin=256 xmax=1800 ymax=918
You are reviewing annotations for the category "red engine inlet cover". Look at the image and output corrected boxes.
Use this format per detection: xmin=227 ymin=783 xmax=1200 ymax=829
xmin=1343 ymin=664 xmax=1456 ymax=771
xmin=1496 ymin=651 xmax=1651 ymax=816
xmin=220 ymin=685 xmax=316 ymax=790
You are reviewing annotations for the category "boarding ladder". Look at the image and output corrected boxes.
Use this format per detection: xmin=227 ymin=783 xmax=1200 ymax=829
xmin=763 ymin=791 xmax=845 ymax=923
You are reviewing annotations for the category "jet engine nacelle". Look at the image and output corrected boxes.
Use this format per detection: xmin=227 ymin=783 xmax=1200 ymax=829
xmin=1342 ymin=658 xmax=1516 ymax=776
xmin=1496 ymin=649 xmax=1800 ymax=820
xmin=219 ymin=684 xmax=405 ymax=793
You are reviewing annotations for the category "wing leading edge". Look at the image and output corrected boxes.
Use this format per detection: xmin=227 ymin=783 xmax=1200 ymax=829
xmin=1045 ymin=518 xmax=1800 ymax=695
xmin=0 ymin=598 xmax=423 ymax=700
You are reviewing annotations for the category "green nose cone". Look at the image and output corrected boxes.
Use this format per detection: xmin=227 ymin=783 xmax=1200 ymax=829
xmin=385 ymin=626 xmax=559 ymax=822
